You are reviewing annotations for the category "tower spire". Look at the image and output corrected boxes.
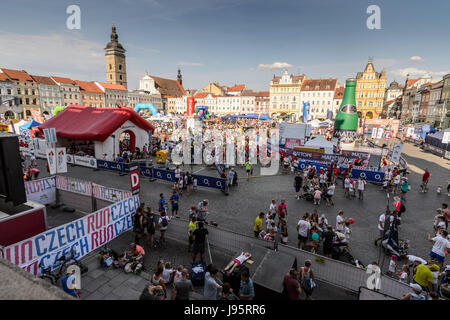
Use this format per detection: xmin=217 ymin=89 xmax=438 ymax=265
xmin=177 ymin=67 xmax=182 ymax=86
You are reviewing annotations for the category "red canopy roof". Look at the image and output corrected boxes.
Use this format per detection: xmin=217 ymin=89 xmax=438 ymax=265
xmin=38 ymin=105 xmax=154 ymax=142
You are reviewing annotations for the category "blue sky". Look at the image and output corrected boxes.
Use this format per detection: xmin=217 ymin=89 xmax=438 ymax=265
xmin=0 ymin=0 xmax=449 ymax=91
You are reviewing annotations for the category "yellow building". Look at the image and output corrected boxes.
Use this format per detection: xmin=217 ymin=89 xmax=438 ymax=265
xmin=199 ymin=82 xmax=225 ymax=96
xmin=355 ymin=60 xmax=386 ymax=119
xmin=269 ymin=71 xmax=306 ymax=118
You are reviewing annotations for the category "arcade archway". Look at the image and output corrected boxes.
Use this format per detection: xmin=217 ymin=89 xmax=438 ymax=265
xmin=4 ymin=111 xmax=14 ymax=119
xmin=119 ymin=130 xmax=136 ymax=154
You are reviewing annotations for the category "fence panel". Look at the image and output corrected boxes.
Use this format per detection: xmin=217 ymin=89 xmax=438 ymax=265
xmin=164 ymin=217 xmax=411 ymax=299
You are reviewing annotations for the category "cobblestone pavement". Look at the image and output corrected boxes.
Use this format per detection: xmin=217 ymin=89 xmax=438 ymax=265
xmin=35 ymin=141 xmax=449 ymax=282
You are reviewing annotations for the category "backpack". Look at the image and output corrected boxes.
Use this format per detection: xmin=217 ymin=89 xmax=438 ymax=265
xmin=399 ymin=203 xmax=406 ymax=213
xmin=161 ymin=216 xmax=168 ymax=228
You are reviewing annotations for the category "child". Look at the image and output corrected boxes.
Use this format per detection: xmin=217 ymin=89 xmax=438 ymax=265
xmin=348 ymin=179 xmax=355 ymax=198
xmin=178 ymin=176 xmax=184 ymax=196
xmin=397 ymin=265 xmax=409 ymax=283
xmin=437 ymin=186 xmax=442 ymax=195
xmin=193 ymin=178 xmax=198 ymax=190
xmin=387 ymin=255 xmax=397 ymax=277
xmin=313 ymin=187 xmax=322 ymax=206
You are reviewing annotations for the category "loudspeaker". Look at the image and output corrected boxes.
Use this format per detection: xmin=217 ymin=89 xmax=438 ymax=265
xmin=0 ymin=133 xmax=26 ymax=206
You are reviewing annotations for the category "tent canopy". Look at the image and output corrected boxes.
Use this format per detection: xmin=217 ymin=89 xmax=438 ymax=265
xmin=425 ymin=128 xmax=450 ymax=151
xmin=38 ymin=105 xmax=154 ymax=142
xmin=20 ymin=120 xmax=41 ymax=130
xmin=304 ymin=136 xmax=335 ymax=153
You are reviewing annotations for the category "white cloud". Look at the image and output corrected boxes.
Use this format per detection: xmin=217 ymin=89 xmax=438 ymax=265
xmin=258 ymin=62 xmax=293 ymax=71
xmin=410 ymin=56 xmax=423 ymax=62
xmin=0 ymin=31 xmax=105 ymax=80
xmin=178 ymin=61 xmax=204 ymax=67
xmin=389 ymin=67 xmax=450 ymax=78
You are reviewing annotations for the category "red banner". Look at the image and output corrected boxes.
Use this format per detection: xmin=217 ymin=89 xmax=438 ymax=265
xmin=129 ymin=166 xmax=140 ymax=195
xmin=30 ymin=110 xmax=45 ymax=123
xmin=187 ymin=97 xmax=195 ymax=116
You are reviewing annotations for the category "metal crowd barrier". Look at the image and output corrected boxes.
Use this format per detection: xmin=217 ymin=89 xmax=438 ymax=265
xmin=164 ymin=217 xmax=411 ymax=299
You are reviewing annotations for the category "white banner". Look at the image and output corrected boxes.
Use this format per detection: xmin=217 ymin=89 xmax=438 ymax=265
xmin=46 ymin=148 xmax=56 ymax=175
xmin=371 ymin=127 xmax=378 ymax=139
xmin=2 ymin=195 xmax=140 ymax=275
xmin=56 ymin=148 xmax=67 ymax=173
xmin=24 ymin=177 xmax=56 ymax=205
xmin=391 ymin=143 xmax=403 ymax=164
xmin=376 ymin=128 xmax=384 ymax=139
xmin=67 ymin=155 xmax=97 ymax=168
xmin=55 ymin=175 xmax=92 ymax=196
xmin=92 ymin=183 xmax=132 ymax=202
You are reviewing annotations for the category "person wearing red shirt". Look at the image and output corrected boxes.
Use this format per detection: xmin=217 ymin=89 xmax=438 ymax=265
xmin=421 ymin=169 xmax=430 ymax=193
xmin=277 ymin=200 xmax=288 ymax=227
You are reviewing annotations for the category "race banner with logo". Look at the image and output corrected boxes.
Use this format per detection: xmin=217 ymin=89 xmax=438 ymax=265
xmin=67 ymin=155 xmax=97 ymax=168
xmin=192 ymin=174 xmax=226 ymax=190
xmin=24 ymin=177 xmax=56 ymax=205
xmin=297 ymin=160 xmax=384 ymax=183
xmin=55 ymin=175 xmax=92 ymax=196
xmin=2 ymin=195 xmax=140 ymax=275
xmin=46 ymin=148 xmax=56 ymax=175
xmin=92 ymin=184 xmax=132 ymax=202
xmin=96 ymin=159 xmax=130 ymax=173
xmin=56 ymin=148 xmax=67 ymax=173
xmin=152 ymin=168 xmax=176 ymax=182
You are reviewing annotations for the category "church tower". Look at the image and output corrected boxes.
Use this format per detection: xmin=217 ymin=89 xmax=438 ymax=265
xmin=177 ymin=67 xmax=182 ymax=86
xmin=105 ymin=25 xmax=127 ymax=89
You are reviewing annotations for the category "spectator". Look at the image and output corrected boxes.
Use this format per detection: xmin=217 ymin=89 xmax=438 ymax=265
xmin=254 ymin=212 xmax=264 ymax=238
xmin=239 ymin=269 xmax=255 ymax=300
xmin=220 ymin=283 xmax=237 ymax=300
xmin=413 ymin=263 xmax=434 ymax=294
xmin=172 ymin=269 xmax=193 ymax=300
xmin=299 ymin=260 xmax=316 ymax=300
xmin=297 ymin=214 xmax=311 ymax=250
xmin=401 ymin=284 xmax=426 ymax=300
xmin=192 ymin=222 xmax=209 ymax=264
xmin=282 ymin=268 xmax=301 ymax=300
xmin=204 ymin=267 xmax=222 ymax=300
xmin=188 ymin=216 xmax=197 ymax=253
xmin=158 ymin=211 xmax=170 ymax=245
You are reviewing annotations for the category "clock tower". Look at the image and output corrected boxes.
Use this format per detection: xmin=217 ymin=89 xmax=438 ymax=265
xmin=105 ymin=25 xmax=127 ymax=89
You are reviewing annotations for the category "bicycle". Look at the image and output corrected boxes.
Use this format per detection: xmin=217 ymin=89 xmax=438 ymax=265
xmin=39 ymin=249 xmax=88 ymax=285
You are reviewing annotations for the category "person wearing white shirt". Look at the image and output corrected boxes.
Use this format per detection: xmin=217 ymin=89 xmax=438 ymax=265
xmin=269 ymin=200 xmax=277 ymax=219
xmin=357 ymin=177 xmax=366 ymax=200
xmin=393 ymin=174 xmax=401 ymax=194
xmin=326 ymin=183 xmax=335 ymax=206
xmin=427 ymin=230 xmax=450 ymax=268
xmin=336 ymin=210 xmax=345 ymax=233
xmin=297 ymin=215 xmax=311 ymax=250
xmin=344 ymin=178 xmax=350 ymax=198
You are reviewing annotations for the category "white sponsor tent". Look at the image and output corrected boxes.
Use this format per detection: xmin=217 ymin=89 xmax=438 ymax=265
xmin=304 ymin=136 xmax=335 ymax=154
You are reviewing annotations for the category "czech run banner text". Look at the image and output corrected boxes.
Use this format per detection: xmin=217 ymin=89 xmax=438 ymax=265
xmin=2 ymin=195 xmax=140 ymax=275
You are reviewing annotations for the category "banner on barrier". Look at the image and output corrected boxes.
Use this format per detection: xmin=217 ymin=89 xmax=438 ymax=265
xmin=129 ymin=166 xmax=140 ymax=195
xmin=152 ymin=168 xmax=176 ymax=182
xmin=297 ymin=160 xmax=384 ymax=183
xmin=96 ymin=159 xmax=129 ymax=173
xmin=24 ymin=177 xmax=56 ymax=205
xmin=192 ymin=173 xmax=226 ymax=190
xmin=2 ymin=195 xmax=140 ymax=275
xmin=46 ymin=149 xmax=56 ymax=175
xmin=92 ymin=184 xmax=132 ymax=202
xmin=56 ymin=148 xmax=68 ymax=173
xmin=55 ymin=175 xmax=92 ymax=196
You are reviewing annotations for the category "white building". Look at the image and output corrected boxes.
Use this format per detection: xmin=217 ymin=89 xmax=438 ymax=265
xmin=300 ymin=79 xmax=338 ymax=120
xmin=95 ymin=82 xmax=128 ymax=108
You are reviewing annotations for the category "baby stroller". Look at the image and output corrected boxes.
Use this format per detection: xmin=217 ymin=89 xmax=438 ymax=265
xmin=299 ymin=184 xmax=314 ymax=201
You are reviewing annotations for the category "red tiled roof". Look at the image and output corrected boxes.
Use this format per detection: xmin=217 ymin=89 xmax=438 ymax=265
xmin=97 ymin=82 xmax=127 ymax=91
xmin=31 ymin=75 xmax=57 ymax=86
xmin=333 ymin=87 xmax=345 ymax=99
xmin=150 ymin=76 xmax=185 ymax=97
xmin=51 ymin=76 xmax=76 ymax=85
xmin=229 ymin=84 xmax=246 ymax=92
xmin=1 ymin=69 xmax=34 ymax=82
xmin=407 ymin=79 xmax=419 ymax=87
xmin=301 ymin=79 xmax=337 ymax=91
xmin=75 ymin=80 xmax=104 ymax=93
xmin=272 ymin=74 xmax=306 ymax=84
xmin=0 ymin=73 xmax=9 ymax=82
xmin=194 ymin=92 xmax=209 ymax=99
